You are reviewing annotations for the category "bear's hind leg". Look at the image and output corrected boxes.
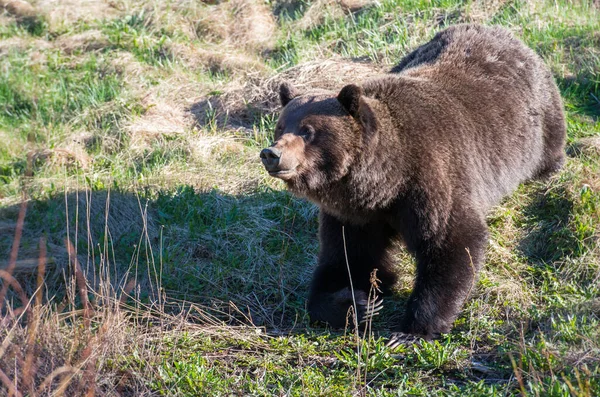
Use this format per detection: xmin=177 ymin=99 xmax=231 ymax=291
xmin=535 ymin=85 xmax=566 ymax=179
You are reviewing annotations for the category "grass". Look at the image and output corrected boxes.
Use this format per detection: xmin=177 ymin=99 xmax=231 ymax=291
xmin=0 ymin=0 xmax=599 ymax=395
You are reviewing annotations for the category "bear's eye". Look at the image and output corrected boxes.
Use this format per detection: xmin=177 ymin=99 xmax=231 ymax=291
xmin=298 ymin=125 xmax=314 ymax=141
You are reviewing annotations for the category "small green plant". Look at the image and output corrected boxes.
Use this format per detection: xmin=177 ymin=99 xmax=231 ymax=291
xmin=409 ymin=338 xmax=466 ymax=371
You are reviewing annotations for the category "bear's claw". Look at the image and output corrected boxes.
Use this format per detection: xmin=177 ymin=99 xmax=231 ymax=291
xmin=359 ymin=296 xmax=384 ymax=324
xmin=386 ymin=332 xmax=422 ymax=349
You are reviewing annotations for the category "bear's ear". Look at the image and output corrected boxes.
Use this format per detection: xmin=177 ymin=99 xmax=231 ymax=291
xmin=337 ymin=84 xmax=362 ymax=118
xmin=280 ymin=82 xmax=299 ymax=107
xmin=339 ymin=85 xmax=379 ymax=136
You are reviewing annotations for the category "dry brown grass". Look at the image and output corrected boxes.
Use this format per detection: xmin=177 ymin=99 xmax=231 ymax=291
xmin=191 ymin=58 xmax=385 ymax=128
xmin=1 ymin=279 xmax=269 ymax=395
xmin=0 ymin=0 xmax=36 ymax=19
xmin=0 ymin=36 xmax=51 ymax=56
xmin=110 ymin=51 xmax=150 ymax=83
xmin=55 ymin=30 xmax=109 ymax=54
xmin=129 ymin=100 xmax=188 ymax=138
xmin=168 ymin=41 xmax=268 ymax=75
xmin=465 ymin=0 xmax=512 ymax=23
xmin=227 ymin=0 xmax=277 ymax=51
xmin=0 ymin=192 xmax=277 ymax=395
xmin=29 ymin=147 xmax=92 ymax=170
xmin=296 ymin=0 xmax=378 ymax=30
xmin=570 ymin=137 xmax=600 ymax=158
xmin=193 ymin=0 xmax=277 ymax=51
xmin=115 ymin=53 xmax=387 ymax=194
xmin=1 ymin=190 xmax=162 ymax=300
xmin=35 ymin=0 xmax=121 ymax=29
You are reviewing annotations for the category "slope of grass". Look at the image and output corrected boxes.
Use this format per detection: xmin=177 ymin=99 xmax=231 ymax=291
xmin=0 ymin=0 xmax=599 ymax=395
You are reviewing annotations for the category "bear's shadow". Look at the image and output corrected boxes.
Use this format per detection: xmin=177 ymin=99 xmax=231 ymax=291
xmin=556 ymin=74 xmax=600 ymax=122
xmin=0 ymin=182 xmax=583 ymax=334
xmin=516 ymin=185 xmax=584 ymax=268
xmin=0 ymin=187 xmax=318 ymax=331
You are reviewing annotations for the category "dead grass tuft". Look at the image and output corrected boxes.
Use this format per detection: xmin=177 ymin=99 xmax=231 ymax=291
xmin=55 ymin=30 xmax=109 ymax=54
xmin=0 ymin=0 xmax=36 ymax=18
xmin=128 ymin=100 xmax=188 ymax=141
xmin=466 ymin=0 xmax=512 ymax=23
xmin=0 ymin=36 xmax=51 ymax=56
xmin=188 ymin=134 xmax=246 ymax=161
xmin=569 ymin=137 xmax=600 ymax=158
xmin=125 ymin=74 xmax=205 ymax=154
xmin=228 ymin=0 xmax=277 ymax=51
xmin=194 ymin=0 xmax=277 ymax=51
xmin=296 ymin=0 xmax=377 ymax=30
xmin=168 ymin=41 xmax=268 ymax=75
xmin=29 ymin=147 xmax=92 ymax=170
xmin=110 ymin=51 xmax=149 ymax=83
xmin=34 ymin=0 xmax=121 ymax=29
xmin=478 ymin=265 xmax=532 ymax=311
xmin=190 ymin=58 xmax=385 ymax=128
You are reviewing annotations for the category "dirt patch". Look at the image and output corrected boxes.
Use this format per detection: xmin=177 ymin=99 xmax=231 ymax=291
xmin=189 ymin=58 xmax=385 ymax=128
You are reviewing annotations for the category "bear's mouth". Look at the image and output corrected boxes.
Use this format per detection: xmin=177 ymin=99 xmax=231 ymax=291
xmin=268 ymin=169 xmax=296 ymax=179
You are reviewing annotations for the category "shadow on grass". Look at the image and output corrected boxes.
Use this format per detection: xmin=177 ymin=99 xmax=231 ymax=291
xmin=185 ymin=71 xmax=283 ymax=137
xmin=0 ymin=185 xmax=318 ymax=329
xmin=557 ymin=74 xmax=600 ymax=122
xmin=517 ymin=186 xmax=581 ymax=266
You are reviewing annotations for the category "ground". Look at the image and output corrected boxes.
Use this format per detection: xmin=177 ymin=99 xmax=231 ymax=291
xmin=0 ymin=0 xmax=599 ymax=396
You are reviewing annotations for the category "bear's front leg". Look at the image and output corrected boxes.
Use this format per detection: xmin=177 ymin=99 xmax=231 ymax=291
xmin=307 ymin=211 xmax=397 ymax=328
xmin=308 ymin=287 xmax=383 ymax=329
xmin=399 ymin=210 xmax=488 ymax=340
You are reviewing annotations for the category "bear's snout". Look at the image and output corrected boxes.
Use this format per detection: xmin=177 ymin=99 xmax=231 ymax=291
xmin=260 ymin=147 xmax=282 ymax=171
xmin=260 ymin=134 xmax=304 ymax=179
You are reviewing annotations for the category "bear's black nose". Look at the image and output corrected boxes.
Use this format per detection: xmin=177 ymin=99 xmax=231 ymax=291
xmin=260 ymin=147 xmax=282 ymax=170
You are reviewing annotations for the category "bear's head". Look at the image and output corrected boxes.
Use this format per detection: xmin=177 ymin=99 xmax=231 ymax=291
xmin=260 ymin=81 xmax=378 ymax=196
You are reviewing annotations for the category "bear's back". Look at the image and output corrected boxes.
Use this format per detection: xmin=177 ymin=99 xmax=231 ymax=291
xmin=391 ymin=24 xmax=539 ymax=77
xmin=381 ymin=25 xmax=563 ymax=210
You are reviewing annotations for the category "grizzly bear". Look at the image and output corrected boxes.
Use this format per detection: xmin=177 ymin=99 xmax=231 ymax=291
xmin=260 ymin=24 xmax=566 ymax=343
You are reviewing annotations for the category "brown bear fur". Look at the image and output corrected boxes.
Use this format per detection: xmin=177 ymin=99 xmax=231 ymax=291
xmin=260 ymin=24 xmax=566 ymax=339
